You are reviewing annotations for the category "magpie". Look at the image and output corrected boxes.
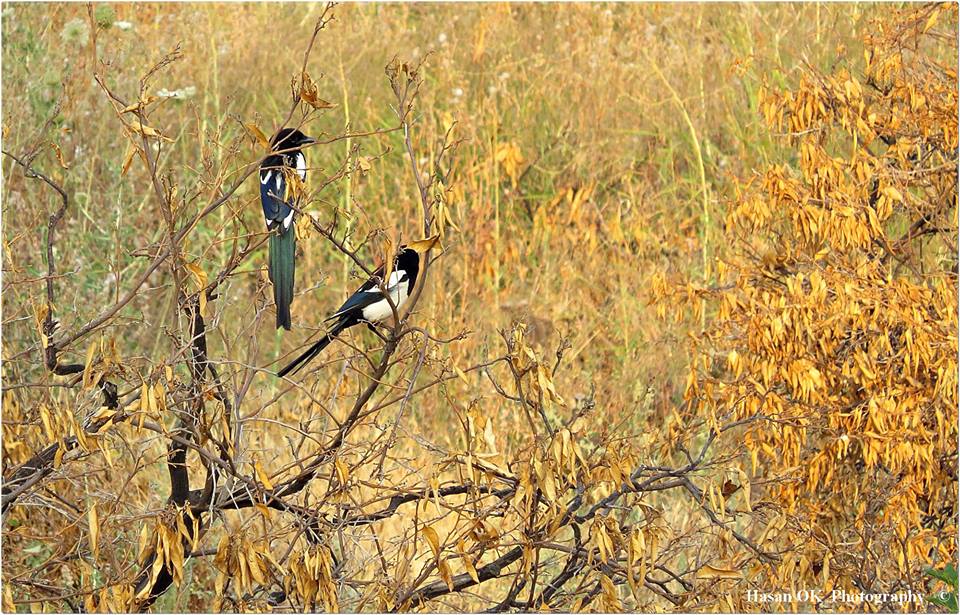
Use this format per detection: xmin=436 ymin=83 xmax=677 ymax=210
xmin=260 ymin=127 xmax=316 ymax=330
xmin=277 ymin=236 xmax=439 ymax=378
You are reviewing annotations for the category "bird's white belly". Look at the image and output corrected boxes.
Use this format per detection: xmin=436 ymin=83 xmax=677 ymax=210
xmin=362 ymin=285 xmax=409 ymax=322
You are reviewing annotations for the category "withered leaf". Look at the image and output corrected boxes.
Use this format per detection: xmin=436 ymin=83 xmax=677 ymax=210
xmin=299 ymin=71 xmax=335 ymax=110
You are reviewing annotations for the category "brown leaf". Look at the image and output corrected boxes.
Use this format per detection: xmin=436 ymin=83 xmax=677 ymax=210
xmin=50 ymin=141 xmax=70 ymax=169
xmin=88 ymin=503 xmax=100 ymax=560
xmin=720 ymin=480 xmax=741 ymax=498
xmin=247 ymin=543 xmax=265 ymax=585
xmin=458 ymin=539 xmax=479 ymax=584
xmin=244 ymin=122 xmax=271 ymax=150
xmin=184 ymin=262 xmax=209 ymax=317
xmin=120 ymin=95 xmax=160 ymax=114
xmin=125 ymin=118 xmax=173 ymax=142
xmin=53 ymin=442 xmax=65 ymax=469
xmin=406 ymin=233 xmax=441 ymax=254
xmin=3 ymin=585 xmax=14 ymax=613
xmin=422 ymin=525 xmax=441 ymax=559
xmin=281 ymin=166 xmax=306 ymax=203
xmin=437 ymin=558 xmax=455 ymax=591
xmin=82 ymin=339 xmax=98 ymax=389
xmin=254 ymin=457 xmax=274 ymax=490
xmin=299 ymin=71 xmax=335 ymax=110
xmin=334 ymin=457 xmax=350 ymax=485
xmin=696 ymin=564 xmax=743 ymax=580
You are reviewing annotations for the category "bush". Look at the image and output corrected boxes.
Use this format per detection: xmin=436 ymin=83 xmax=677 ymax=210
xmin=655 ymin=3 xmax=958 ymax=609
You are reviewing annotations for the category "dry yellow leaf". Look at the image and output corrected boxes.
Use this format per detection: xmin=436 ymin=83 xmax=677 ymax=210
xmin=254 ymin=458 xmax=274 ymax=490
xmin=185 ymin=262 xmax=209 ymax=317
xmin=422 ymin=525 xmax=441 ymax=559
xmin=696 ymin=564 xmax=743 ymax=579
xmin=82 ymin=339 xmax=98 ymax=389
xmin=437 ymin=558 xmax=455 ymax=591
xmin=247 ymin=543 xmax=265 ymax=585
xmin=881 ymin=185 xmax=903 ymax=202
xmin=39 ymin=405 xmax=53 ymax=440
xmin=125 ymin=118 xmax=173 ymax=142
xmin=299 ymin=71 xmax=335 ymax=110
xmin=119 ymin=95 xmax=159 ymax=114
xmin=53 ymin=442 xmax=65 ymax=469
xmin=457 ymin=538 xmax=479 ymax=584
xmin=121 ymin=144 xmax=138 ymax=177
xmin=334 ymin=457 xmax=350 ymax=485
xmin=50 ymin=141 xmax=70 ymax=169
xmin=244 ymin=122 xmax=271 ymax=149
xmin=88 ymin=503 xmax=100 ymax=560
xmin=3 ymin=585 xmax=14 ymax=613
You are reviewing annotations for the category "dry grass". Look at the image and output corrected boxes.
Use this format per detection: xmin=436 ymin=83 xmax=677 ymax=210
xmin=1 ymin=3 xmax=897 ymax=611
xmin=3 ymin=0 xmax=879 ymax=421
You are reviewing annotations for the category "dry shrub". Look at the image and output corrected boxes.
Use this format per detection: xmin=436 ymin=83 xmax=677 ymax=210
xmin=654 ymin=3 xmax=958 ymax=610
xmin=1 ymin=2 xmax=956 ymax=614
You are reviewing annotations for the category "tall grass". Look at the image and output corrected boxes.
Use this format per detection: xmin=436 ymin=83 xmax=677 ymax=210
xmin=2 ymin=3 xmax=885 ymax=610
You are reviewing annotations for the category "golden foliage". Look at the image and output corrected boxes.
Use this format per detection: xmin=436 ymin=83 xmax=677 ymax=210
xmin=655 ymin=3 xmax=958 ymax=608
xmin=285 ymin=545 xmax=339 ymax=612
xmin=2 ymin=3 xmax=955 ymax=613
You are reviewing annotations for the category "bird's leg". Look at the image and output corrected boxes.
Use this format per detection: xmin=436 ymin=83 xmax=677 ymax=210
xmin=367 ymin=322 xmax=389 ymax=343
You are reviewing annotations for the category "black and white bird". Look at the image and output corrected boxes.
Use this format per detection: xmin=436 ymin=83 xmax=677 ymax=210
xmin=277 ymin=236 xmax=439 ymax=378
xmin=260 ymin=127 xmax=316 ymax=330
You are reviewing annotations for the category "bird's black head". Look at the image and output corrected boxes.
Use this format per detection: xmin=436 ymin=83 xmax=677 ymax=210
xmin=395 ymin=247 xmax=421 ymax=282
xmin=271 ymin=128 xmax=315 ymax=151
xmin=393 ymin=236 xmax=438 ymax=284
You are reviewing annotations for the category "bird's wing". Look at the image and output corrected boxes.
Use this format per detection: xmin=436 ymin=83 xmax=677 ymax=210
xmin=259 ymin=165 xmax=294 ymax=230
xmin=326 ymin=267 xmax=408 ymax=321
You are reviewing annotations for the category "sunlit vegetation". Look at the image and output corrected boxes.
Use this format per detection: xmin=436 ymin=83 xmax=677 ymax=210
xmin=2 ymin=3 xmax=956 ymax=613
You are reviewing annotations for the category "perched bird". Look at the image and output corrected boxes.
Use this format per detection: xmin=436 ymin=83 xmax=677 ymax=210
xmin=260 ymin=127 xmax=316 ymax=330
xmin=277 ymin=236 xmax=440 ymax=378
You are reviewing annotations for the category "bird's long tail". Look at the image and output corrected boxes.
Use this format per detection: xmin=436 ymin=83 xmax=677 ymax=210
xmin=268 ymin=225 xmax=296 ymax=330
xmin=277 ymin=318 xmax=351 ymax=378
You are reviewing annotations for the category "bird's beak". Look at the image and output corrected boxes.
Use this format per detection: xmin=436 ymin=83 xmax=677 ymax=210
xmin=408 ymin=233 xmax=441 ymax=254
xmin=302 ymin=136 xmax=317 ymax=145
